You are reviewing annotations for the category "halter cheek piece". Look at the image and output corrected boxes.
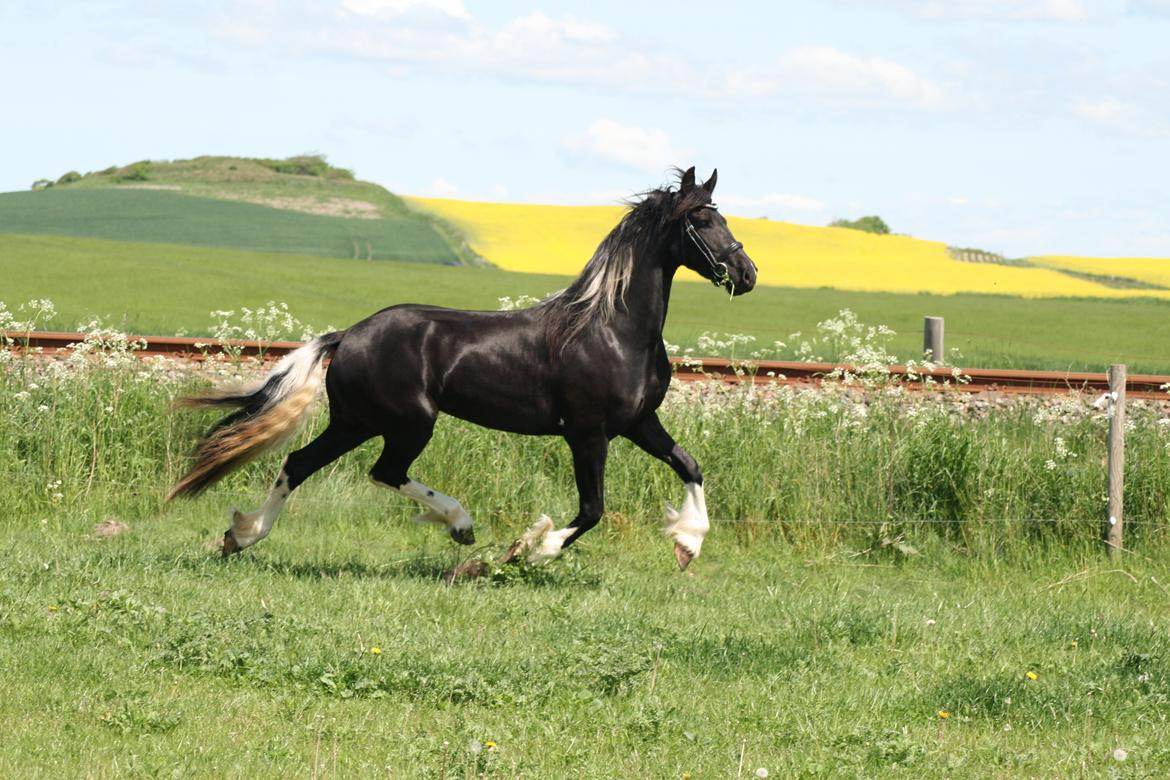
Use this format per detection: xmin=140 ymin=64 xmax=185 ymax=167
xmin=682 ymin=204 xmax=742 ymax=288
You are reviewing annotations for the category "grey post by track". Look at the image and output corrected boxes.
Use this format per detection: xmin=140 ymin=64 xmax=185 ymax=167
xmin=923 ymin=316 xmax=944 ymax=363
xmin=1105 ymin=364 xmax=1126 ymax=555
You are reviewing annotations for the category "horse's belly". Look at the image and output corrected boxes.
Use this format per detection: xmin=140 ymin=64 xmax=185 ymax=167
xmin=439 ymin=390 xmax=558 ymax=436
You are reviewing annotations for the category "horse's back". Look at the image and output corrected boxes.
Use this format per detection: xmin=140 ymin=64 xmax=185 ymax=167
xmin=326 ymin=304 xmax=559 ymax=434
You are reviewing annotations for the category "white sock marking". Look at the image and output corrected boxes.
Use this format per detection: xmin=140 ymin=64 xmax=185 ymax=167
xmin=528 ymin=526 xmax=575 ymax=564
xmin=664 ymin=482 xmax=710 ymax=559
xmin=382 ymin=479 xmax=474 ymax=533
xmin=230 ymin=467 xmax=291 ymax=549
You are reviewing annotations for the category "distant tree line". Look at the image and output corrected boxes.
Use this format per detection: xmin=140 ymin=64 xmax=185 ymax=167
xmin=829 ymin=215 xmax=890 ymax=235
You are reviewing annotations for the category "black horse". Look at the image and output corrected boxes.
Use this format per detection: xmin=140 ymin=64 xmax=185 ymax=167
xmin=168 ymin=167 xmax=756 ymax=570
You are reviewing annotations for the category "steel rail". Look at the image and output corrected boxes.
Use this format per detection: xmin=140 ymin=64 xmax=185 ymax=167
xmin=6 ymin=330 xmax=1170 ymax=399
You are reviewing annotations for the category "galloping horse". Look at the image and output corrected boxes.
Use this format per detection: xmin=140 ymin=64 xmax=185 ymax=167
xmin=168 ymin=167 xmax=757 ymax=569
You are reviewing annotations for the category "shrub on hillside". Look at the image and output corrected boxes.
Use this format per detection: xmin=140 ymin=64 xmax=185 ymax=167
xmin=830 ymin=215 xmax=890 ymax=235
xmin=257 ymin=154 xmax=354 ymax=180
xmin=30 ymin=179 xmax=53 ymax=190
xmin=115 ymin=161 xmax=152 ymax=182
xmin=56 ymin=171 xmax=82 ymax=185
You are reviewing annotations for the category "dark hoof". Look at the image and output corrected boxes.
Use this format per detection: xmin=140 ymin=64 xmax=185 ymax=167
xmin=221 ymin=530 xmax=241 ymax=558
xmin=450 ymin=526 xmax=476 ymax=546
xmin=674 ymin=542 xmax=694 ymax=572
xmin=498 ymin=539 xmax=525 ymax=565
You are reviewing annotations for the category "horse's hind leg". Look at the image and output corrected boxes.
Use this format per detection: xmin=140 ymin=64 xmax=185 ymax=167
xmin=368 ymin=421 xmax=476 ymax=545
xmin=224 ymin=421 xmax=370 ymax=556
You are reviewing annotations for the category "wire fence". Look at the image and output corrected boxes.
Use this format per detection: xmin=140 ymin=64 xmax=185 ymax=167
xmin=17 ymin=469 xmax=1093 ymax=528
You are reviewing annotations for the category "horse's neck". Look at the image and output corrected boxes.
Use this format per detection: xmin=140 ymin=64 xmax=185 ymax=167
xmin=613 ymin=246 xmax=675 ymax=347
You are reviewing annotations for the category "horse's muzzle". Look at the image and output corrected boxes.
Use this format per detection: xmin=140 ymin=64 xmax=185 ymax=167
xmin=729 ymin=253 xmax=757 ymax=295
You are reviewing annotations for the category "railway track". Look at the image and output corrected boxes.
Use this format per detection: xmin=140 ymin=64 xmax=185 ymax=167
xmin=6 ymin=330 xmax=1170 ymax=399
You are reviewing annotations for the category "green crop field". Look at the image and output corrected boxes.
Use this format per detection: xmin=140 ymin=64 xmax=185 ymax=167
xmin=0 ymin=189 xmax=460 ymax=263
xmin=2 ymin=351 xmax=1169 ymax=777
xmin=5 ymin=233 xmax=1170 ymax=373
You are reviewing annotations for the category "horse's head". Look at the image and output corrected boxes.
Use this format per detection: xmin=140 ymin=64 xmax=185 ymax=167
xmin=671 ymin=167 xmax=757 ymax=295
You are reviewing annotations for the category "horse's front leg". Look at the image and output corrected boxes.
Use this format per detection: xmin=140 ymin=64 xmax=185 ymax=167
xmin=506 ymin=433 xmax=607 ymax=564
xmin=622 ymin=412 xmax=708 ymax=571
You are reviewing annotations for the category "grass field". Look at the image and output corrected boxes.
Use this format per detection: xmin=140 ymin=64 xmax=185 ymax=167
xmin=2 ymin=350 xmax=1170 ymax=776
xmin=6 ymin=233 xmax=1170 ymax=373
xmin=407 ymin=197 xmax=1170 ymax=300
xmin=0 ymin=189 xmax=460 ymax=264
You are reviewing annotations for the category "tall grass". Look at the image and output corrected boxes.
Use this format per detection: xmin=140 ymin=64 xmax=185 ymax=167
xmin=5 ymin=326 xmax=1170 ymax=554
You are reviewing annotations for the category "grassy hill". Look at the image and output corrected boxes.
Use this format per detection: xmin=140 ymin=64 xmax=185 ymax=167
xmin=407 ymin=197 xmax=1170 ymax=300
xmin=6 ymin=233 xmax=1170 ymax=373
xmin=8 ymin=156 xmax=469 ymax=264
xmin=0 ymin=189 xmax=457 ymax=262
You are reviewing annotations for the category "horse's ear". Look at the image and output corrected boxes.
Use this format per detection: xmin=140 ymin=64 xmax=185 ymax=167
xmin=672 ymin=166 xmax=704 ymax=219
xmin=703 ymin=169 xmax=718 ymax=195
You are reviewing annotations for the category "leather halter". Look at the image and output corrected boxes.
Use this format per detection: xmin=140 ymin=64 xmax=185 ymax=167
xmin=682 ymin=205 xmax=742 ymax=287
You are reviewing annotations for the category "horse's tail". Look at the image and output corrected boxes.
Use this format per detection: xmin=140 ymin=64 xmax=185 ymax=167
xmin=166 ymin=331 xmax=346 ymax=500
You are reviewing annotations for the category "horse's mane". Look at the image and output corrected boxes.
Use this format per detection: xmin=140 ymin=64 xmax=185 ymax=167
xmin=540 ymin=172 xmax=709 ymax=347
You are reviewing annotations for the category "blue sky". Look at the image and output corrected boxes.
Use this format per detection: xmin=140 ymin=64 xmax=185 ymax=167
xmin=2 ymin=0 xmax=1168 ymax=257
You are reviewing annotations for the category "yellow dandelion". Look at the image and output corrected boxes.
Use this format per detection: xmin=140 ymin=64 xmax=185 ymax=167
xmin=485 ymin=741 xmax=497 ymax=750
xmin=1070 ymin=639 xmax=1078 ymax=648
xmin=683 ymin=774 xmax=692 ymax=780
xmin=938 ymin=710 xmax=951 ymax=719
xmin=1026 ymin=671 xmax=1038 ymax=681
xmin=370 ymin=646 xmax=382 ymax=655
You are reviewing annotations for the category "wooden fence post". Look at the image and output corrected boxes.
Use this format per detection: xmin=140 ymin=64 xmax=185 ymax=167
xmin=1105 ymin=364 xmax=1126 ymax=555
xmin=923 ymin=316 xmax=944 ymax=363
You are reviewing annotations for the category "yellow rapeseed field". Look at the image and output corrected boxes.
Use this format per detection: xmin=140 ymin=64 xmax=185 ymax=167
xmin=408 ymin=197 xmax=1170 ymax=300
xmin=1033 ymin=256 xmax=1170 ymax=289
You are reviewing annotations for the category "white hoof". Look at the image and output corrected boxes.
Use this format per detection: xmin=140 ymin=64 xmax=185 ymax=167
xmin=528 ymin=526 xmax=575 ymax=565
xmin=518 ymin=515 xmax=554 ymax=548
xmin=663 ymin=483 xmax=710 ymax=570
xmin=228 ymin=507 xmax=264 ymax=549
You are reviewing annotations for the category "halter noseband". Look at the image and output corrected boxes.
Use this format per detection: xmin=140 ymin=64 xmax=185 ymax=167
xmin=682 ymin=205 xmax=742 ymax=288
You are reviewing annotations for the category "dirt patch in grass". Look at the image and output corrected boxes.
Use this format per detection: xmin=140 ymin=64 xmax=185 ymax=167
xmin=215 ymin=192 xmax=383 ymax=219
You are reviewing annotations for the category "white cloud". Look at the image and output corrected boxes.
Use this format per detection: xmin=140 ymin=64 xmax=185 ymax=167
xmin=730 ymin=46 xmax=946 ymax=111
xmin=300 ymin=9 xmax=684 ymax=94
xmin=1073 ymin=97 xmax=1130 ymax=123
xmin=428 ymin=177 xmax=459 ymax=197
xmin=719 ymin=193 xmax=826 ymax=213
xmin=340 ymin=0 xmax=469 ymax=21
xmin=500 ymin=11 xmax=615 ymax=44
xmin=562 ymin=119 xmax=694 ymax=174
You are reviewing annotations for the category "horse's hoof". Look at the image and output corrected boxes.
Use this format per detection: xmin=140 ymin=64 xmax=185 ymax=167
xmin=498 ymin=539 xmax=526 ymax=565
xmin=222 ymin=529 xmax=241 ymax=558
xmin=450 ymin=526 xmax=476 ymax=546
xmin=674 ymin=542 xmax=694 ymax=572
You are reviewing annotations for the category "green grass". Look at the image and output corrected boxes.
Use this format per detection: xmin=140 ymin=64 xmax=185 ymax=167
xmin=5 ymin=233 xmax=1170 ymax=373
xmin=3 ymin=353 xmax=1170 ymax=776
xmin=0 ymin=189 xmax=460 ymax=263
xmin=4 ymin=520 xmax=1168 ymax=777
